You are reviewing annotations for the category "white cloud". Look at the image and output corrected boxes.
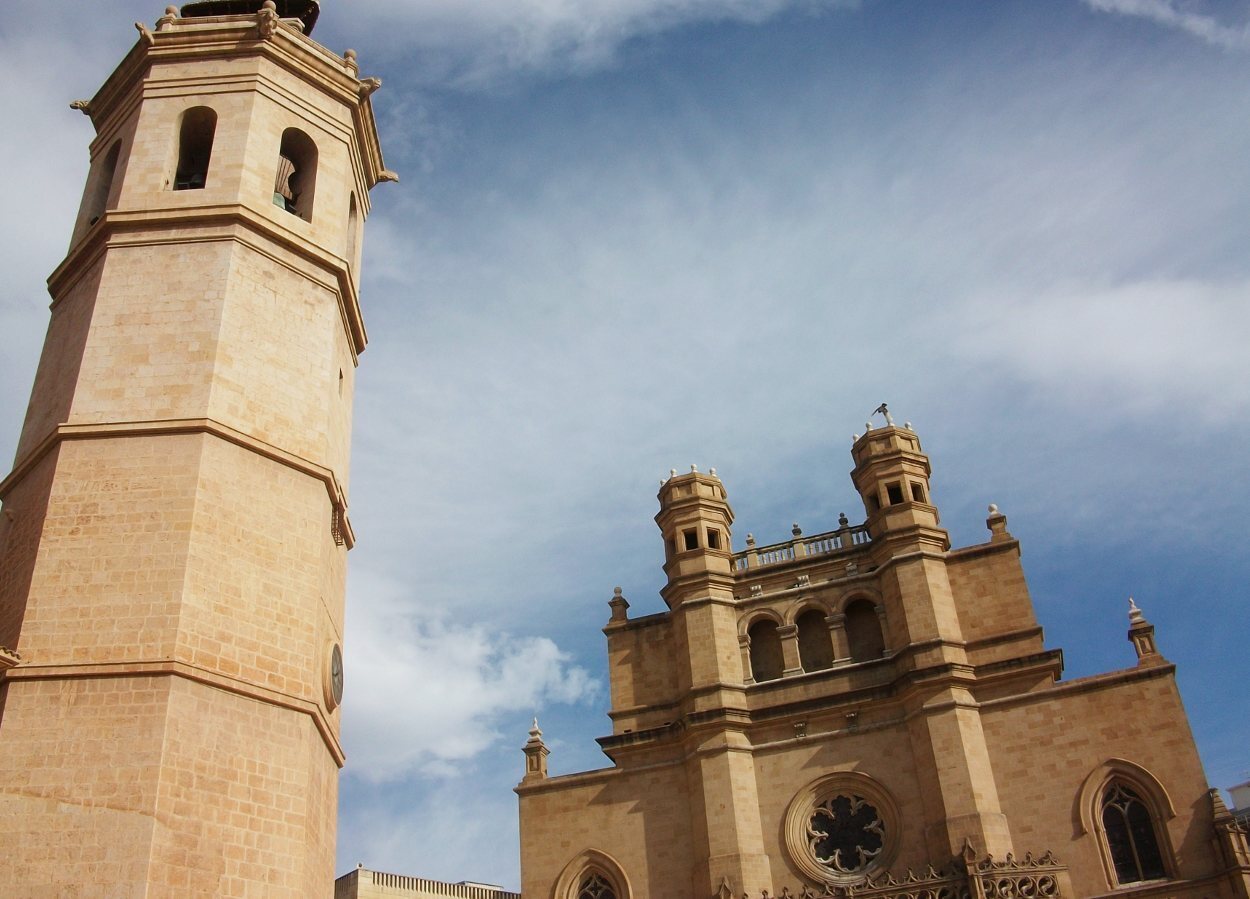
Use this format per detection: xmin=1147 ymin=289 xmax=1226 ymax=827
xmin=939 ymin=279 xmax=1250 ymax=421
xmin=338 ymin=0 xmax=858 ymax=86
xmin=1084 ymin=0 xmax=1250 ymax=49
xmin=341 ymin=569 xmax=598 ymax=783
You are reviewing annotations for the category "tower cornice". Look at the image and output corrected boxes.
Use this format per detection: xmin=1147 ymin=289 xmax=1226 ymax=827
xmin=84 ymin=13 xmax=387 ymax=191
xmin=0 ymin=418 xmax=356 ymax=548
xmin=3 ymin=657 xmax=346 ymax=766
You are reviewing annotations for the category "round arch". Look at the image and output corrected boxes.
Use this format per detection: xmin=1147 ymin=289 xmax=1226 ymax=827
xmin=738 ymin=607 xmax=784 ymax=637
xmin=785 ymin=597 xmax=834 ymax=626
xmin=835 ymin=589 xmax=882 ymax=615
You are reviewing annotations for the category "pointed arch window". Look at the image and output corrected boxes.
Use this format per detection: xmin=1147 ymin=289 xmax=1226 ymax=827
xmin=577 ymin=872 xmax=617 ymax=899
xmin=554 ymin=852 xmax=630 ymax=899
xmin=1102 ymin=782 xmax=1167 ymax=884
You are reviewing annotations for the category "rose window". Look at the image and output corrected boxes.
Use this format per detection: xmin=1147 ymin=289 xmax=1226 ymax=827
xmin=785 ymin=774 xmax=898 ymax=885
xmin=808 ymin=794 xmax=885 ymax=874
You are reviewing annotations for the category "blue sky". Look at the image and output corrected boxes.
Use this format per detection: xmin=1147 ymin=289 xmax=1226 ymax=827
xmin=1 ymin=0 xmax=1248 ymax=890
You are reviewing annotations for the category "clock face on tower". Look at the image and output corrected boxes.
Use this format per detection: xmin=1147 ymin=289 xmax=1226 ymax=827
xmin=325 ymin=642 xmax=344 ymax=710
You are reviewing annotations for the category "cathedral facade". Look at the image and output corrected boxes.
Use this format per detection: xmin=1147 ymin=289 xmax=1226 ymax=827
xmin=516 ymin=423 xmax=1250 ymax=898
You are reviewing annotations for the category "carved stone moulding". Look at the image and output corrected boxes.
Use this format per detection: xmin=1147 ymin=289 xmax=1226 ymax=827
xmin=179 ymin=0 xmax=320 ymax=34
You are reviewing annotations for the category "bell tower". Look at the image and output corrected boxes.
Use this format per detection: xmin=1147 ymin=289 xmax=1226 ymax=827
xmin=0 ymin=2 xmax=388 ymax=895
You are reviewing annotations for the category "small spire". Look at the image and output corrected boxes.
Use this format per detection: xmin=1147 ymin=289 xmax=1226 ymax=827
xmin=522 ymin=715 xmax=550 ymax=781
xmin=1127 ymin=596 xmax=1163 ymax=664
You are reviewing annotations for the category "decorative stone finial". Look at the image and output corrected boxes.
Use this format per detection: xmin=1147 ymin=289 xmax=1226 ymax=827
xmin=1127 ymin=596 xmax=1162 ymax=664
xmin=838 ymin=512 xmax=849 ymax=527
xmin=690 ymin=464 xmax=698 ymax=473
xmin=344 ymin=48 xmax=357 ymax=62
xmin=522 ymin=715 xmax=550 ymax=781
xmin=745 ymin=533 xmax=755 ymax=546
xmin=864 ymin=421 xmax=872 ymax=431
xmin=904 ymin=421 xmax=913 ymax=430
xmin=608 ymin=587 xmax=630 ymax=622
xmin=852 ymin=433 xmax=860 ymax=442
xmin=986 ymin=503 xmax=1010 ymax=542
xmin=709 ymin=467 xmax=717 ymax=477
xmin=670 ymin=469 xmax=677 ymax=479
xmin=791 ymin=523 xmax=802 ymax=537
xmin=180 ymin=1 xmax=321 ymax=35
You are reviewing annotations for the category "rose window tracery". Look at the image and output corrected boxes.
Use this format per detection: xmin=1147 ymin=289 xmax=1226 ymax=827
xmin=807 ymin=793 xmax=885 ymax=874
xmin=785 ymin=773 xmax=899 ymax=886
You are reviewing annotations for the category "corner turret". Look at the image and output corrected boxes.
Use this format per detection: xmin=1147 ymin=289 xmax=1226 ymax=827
xmin=656 ymin=465 xmax=734 ymax=608
xmin=850 ymin=412 xmax=948 ymax=552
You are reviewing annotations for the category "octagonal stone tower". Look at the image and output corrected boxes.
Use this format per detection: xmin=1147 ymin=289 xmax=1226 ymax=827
xmin=0 ymin=3 xmax=388 ymax=894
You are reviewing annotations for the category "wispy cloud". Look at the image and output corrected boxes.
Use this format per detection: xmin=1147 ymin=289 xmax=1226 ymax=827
xmin=1084 ymin=0 xmax=1250 ymax=49
xmin=340 ymin=0 xmax=858 ymax=86
xmin=940 ymin=278 xmax=1250 ymax=421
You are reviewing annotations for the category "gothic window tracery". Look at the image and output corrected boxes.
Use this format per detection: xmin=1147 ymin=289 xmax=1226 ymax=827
xmin=577 ymin=872 xmax=617 ymax=899
xmin=1101 ymin=782 xmax=1167 ymax=884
